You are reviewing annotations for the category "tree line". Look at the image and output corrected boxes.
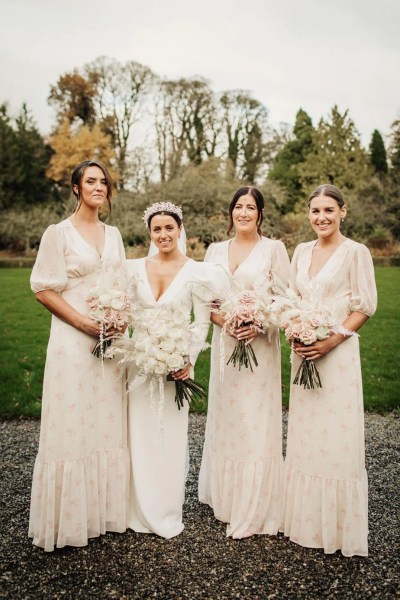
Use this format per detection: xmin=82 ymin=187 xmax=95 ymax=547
xmin=0 ymin=56 xmax=399 ymax=254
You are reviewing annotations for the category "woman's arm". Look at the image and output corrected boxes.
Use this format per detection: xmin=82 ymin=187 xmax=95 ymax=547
xmin=293 ymin=311 xmax=369 ymax=360
xmin=35 ymin=290 xmax=101 ymax=336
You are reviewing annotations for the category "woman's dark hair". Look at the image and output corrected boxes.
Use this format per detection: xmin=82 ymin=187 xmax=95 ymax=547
xmin=71 ymin=160 xmax=113 ymax=213
xmin=227 ymin=187 xmax=265 ymax=236
xmin=308 ymin=184 xmax=345 ymax=208
xmin=148 ymin=211 xmax=182 ymax=228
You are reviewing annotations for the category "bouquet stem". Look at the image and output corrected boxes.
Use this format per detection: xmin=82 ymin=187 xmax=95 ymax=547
xmin=167 ymin=375 xmax=208 ymax=410
xmin=92 ymin=338 xmax=113 ymax=359
xmin=293 ymin=358 xmax=322 ymax=389
xmin=226 ymin=339 xmax=258 ymax=372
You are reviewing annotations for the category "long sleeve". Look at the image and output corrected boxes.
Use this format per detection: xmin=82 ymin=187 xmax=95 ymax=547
xmin=30 ymin=225 xmax=68 ymax=293
xmin=349 ymin=244 xmax=377 ymax=317
xmin=288 ymin=244 xmax=302 ymax=295
xmin=271 ymin=240 xmax=290 ymax=295
xmin=204 ymin=243 xmax=215 ymax=263
xmin=189 ymin=283 xmax=211 ymax=367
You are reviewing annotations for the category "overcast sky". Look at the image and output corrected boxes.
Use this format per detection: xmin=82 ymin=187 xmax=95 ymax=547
xmin=1 ymin=0 xmax=399 ymax=145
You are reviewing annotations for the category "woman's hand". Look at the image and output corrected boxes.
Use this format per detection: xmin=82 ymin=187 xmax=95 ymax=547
xmin=233 ymin=324 xmax=258 ymax=344
xmin=293 ymin=333 xmax=342 ymax=360
xmin=210 ymin=313 xmax=226 ymax=329
xmin=171 ymin=361 xmax=191 ymax=381
xmin=78 ymin=319 xmax=127 ymax=338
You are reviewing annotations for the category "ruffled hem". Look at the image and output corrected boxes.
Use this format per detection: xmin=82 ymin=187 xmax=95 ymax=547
xmin=281 ymin=464 xmax=368 ymax=557
xmin=199 ymin=454 xmax=283 ymax=538
xmin=29 ymin=447 xmax=130 ymax=552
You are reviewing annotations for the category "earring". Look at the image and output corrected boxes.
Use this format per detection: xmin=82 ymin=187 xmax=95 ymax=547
xmin=341 ymin=218 xmax=345 ymax=223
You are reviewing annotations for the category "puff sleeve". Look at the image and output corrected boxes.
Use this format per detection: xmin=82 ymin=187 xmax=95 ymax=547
xmin=30 ymin=225 xmax=68 ymax=294
xmin=349 ymin=244 xmax=377 ymax=317
xmin=188 ymin=262 xmax=216 ymax=367
xmin=204 ymin=243 xmax=215 ymax=263
xmin=271 ymin=240 xmax=290 ymax=295
xmin=288 ymin=244 xmax=302 ymax=295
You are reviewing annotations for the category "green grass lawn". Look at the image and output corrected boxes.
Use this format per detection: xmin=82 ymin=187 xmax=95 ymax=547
xmin=0 ymin=267 xmax=398 ymax=418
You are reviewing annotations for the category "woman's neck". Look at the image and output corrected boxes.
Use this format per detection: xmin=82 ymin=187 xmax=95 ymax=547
xmin=233 ymin=230 xmax=260 ymax=245
xmin=316 ymin=231 xmax=345 ymax=249
xmin=155 ymin=247 xmax=183 ymax=263
xmin=72 ymin=204 xmax=100 ymax=225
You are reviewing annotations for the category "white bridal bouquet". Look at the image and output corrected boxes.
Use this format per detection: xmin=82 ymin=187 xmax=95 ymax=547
xmin=110 ymin=303 xmax=208 ymax=410
xmin=269 ymin=289 xmax=355 ymax=389
xmin=210 ymin=280 xmax=276 ymax=374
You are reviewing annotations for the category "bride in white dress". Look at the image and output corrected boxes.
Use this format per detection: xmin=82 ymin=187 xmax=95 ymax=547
xmin=126 ymin=202 xmax=211 ymax=538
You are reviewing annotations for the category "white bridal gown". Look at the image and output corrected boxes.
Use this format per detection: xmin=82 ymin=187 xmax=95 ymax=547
xmin=29 ymin=219 xmax=130 ymax=551
xmin=126 ymin=257 xmax=211 ymax=538
xmin=198 ymin=237 xmax=290 ymax=538
xmin=282 ymin=239 xmax=377 ymax=556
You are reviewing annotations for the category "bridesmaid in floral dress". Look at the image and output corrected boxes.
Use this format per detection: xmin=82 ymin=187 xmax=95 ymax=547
xmin=282 ymin=184 xmax=377 ymax=557
xmin=29 ymin=161 xmax=129 ymax=551
xmin=198 ymin=187 xmax=290 ymax=538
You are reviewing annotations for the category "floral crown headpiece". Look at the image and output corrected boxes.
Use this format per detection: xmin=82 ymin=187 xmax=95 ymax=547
xmin=143 ymin=201 xmax=183 ymax=228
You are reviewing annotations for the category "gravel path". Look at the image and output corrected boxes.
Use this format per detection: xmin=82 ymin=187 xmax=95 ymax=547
xmin=0 ymin=413 xmax=399 ymax=599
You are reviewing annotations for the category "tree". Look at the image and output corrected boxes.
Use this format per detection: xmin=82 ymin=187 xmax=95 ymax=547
xmin=154 ymin=78 xmax=220 ymax=181
xmin=369 ymin=129 xmax=388 ymax=174
xmin=0 ymin=104 xmax=53 ymax=209
xmin=388 ymin=119 xmax=400 ymax=178
xmin=299 ymin=106 xmax=370 ymax=196
xmin=47 ymin=119 xmax=116 ymax=187
xmin=385 ymin=119 xmax=400 ymax=238
xmin=48 ymin=57 xmax=155 ymax=189
xmin=220 ymin=91 xmax=269 ymax=182
xmin=268 ymin=108 xmax=314 ymax=213
xmin=48 ymin=70 xmax=98 ymax=126
xmin=0 ymin=104 xmax=18 ymax=210
xmin=85 ymin=57 xmax=155 ymax=189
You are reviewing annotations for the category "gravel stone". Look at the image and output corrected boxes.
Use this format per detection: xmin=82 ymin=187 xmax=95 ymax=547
xmin=0 ymin=413 xmax=398 ymax=599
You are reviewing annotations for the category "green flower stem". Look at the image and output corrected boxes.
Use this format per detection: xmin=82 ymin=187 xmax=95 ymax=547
xmin=173 ymin=378 xmax=208 ymax=410
xmin=92 ymin=338 xmax=113 ymax=359
xmin=293 ymin=358 xmax=322 ymax=389
xmin=226 ymin=339 xmax=259 ymax=372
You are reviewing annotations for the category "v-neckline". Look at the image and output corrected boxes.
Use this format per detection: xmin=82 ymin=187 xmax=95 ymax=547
xmin=68 ymin=218 xmax=107 ymax=259
xmin=143 ymin=258 xmax=191 ymax=303
xmin=307 ymin=238 xmax=349 ymax=280
xmin=227 ymin=237 xmax=261 ymax=276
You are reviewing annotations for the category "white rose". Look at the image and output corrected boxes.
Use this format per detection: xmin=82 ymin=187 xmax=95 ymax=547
xmin=167 ymin=353 xmax=185 ymax=371
xmin=99 ymin=293 xmax=112 ymax=306
xmin=154 ymin=321 xmax=168 ymax=336
xmin=155 ymin=347 xmax=168 ymax=362
xmin=175 ymin=338 xmax=188 ymax=353
xmin=90 ymin=308 xmax=104 ymax=322
xmin=315 ymin=325 xmax=331 ymax=340
xmin=154 ymin=361 xmax=168 ymax=376
xmin=168 ymin=328 xmax=184 ymax=340
xmin=110 ymin=297 xmax=125 ymax=311
xmin=160 ymin=338 xmax=175 ymax=352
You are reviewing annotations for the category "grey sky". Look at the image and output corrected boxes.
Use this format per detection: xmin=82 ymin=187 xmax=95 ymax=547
xmin=1 ymin=0 xmax=399 ymax=145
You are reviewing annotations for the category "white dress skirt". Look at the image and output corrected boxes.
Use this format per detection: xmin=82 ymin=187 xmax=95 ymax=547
xmin=126 ymin=258 xmax=212 ymax=538
xmin=29 ymin=219 xmax=130 ymax=551
xmin=198 ymin=237 xmax=290 ymax=538
xmin=282 ymin=239 xmax=377 ymax=557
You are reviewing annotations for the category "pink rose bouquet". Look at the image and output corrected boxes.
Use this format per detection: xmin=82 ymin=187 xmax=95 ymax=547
xmin=211 ymin=281 xmax=276 ymax=374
